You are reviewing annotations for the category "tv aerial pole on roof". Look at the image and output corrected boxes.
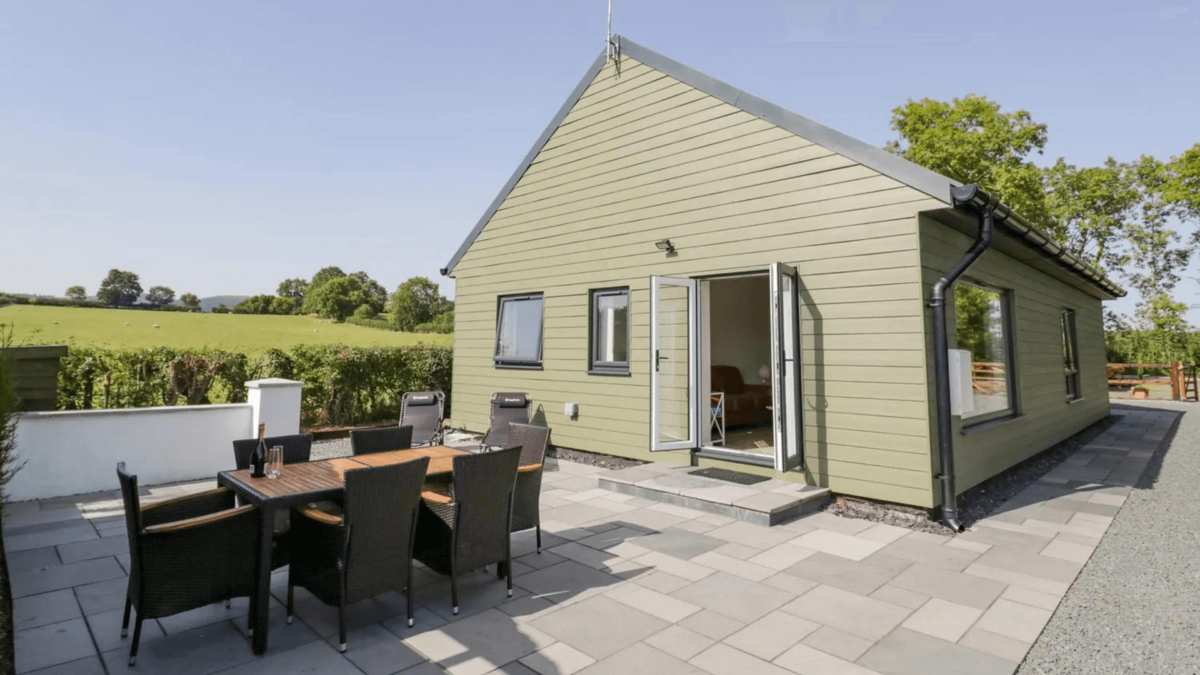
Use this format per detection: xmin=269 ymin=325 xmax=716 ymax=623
xmin=606 ymin=0 xmax=621 ymax=70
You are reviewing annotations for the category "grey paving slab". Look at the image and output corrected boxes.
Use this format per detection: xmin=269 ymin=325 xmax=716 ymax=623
xmin=85 ymin=605 xmax=167 ymax=654
xmin=633 ymin=528 xmax=727 ymax=560
xmin=644 ymin=624 xmax=715 ymax=661
xmin=858 ymin=628 xmax=1015 ymax=675
xmin=576 ymin=642 xmax=706 ymax=675
xmin=530 ymin=595 xmax=668 ymax=660
xmin=160 ymin=599 xmax=247 ymax=638
xmin=216 ymin=640 xmax=362 ymax=675
xmin=671 ymin=572 xmax=794 ymax=623
xmin=56 ymin=535 xmax=128 ymax=564
xmin=688 ymin=642 xmax=793 ymax=675
xmin=23 ymin=655 xmax=107 ymax=675
xmin=514 ymin=560 xmax=625 ymax=605
xmin=406 ymin=607 xmax=556 ymax=675
xmin=322 ymin=622 xmax=426 ymax=675
xmin=780 ymin=584 xmax=911 ymax=642
xmin=6 ymin=522 xmax=98 ymax=553
xmin=292 ymin=592 xmax=408 ymax=639
xmin=703 ymin=521 xmax=795 ymax=550
xmin=888 ymin=562 xmax=1007 ymax=610
xmin=10 ymin=557 xmax=124 ymax=599
xmin=7 ymin=546 xmax=62 ymax=574
xmin=676 ymin=610 xmax=746 ymax=641
xmin=875 ymin=536 xmax=982 ymax=572
xmin=722 ymin=610 xmax=820 ymax=661
xmin=518 ymin=641 xmax=596 ymax=675
xmin=782 ymin=551 xmax=910 ymax=595
xmin=14 ymin=618 xmax=97 ymax=674
xmin=801 ymin=624 xmax=875 ymax=662
xmin=72 ymin=575 xmax=130 ymax=616
xmin=414 ymin=569 xmax=529 ymax=621
xmin=13 ymin=589 xmax=81 ymax=631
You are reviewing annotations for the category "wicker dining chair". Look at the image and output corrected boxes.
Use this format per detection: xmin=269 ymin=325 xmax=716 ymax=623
xmin=414 ymin=446 xmax=522 ymax=615
xmin=230 ymin=432 xmax=315 ymax=571
xmin=481 ymin=392 xmax=532 ymax=450
xmin=286 ymin=457 xmax=430 ymax=652
xmin=350 ymin=425 xmax=414 ymax=456
xmin=400 ymin=391 xmax=445 ymax=447
xmin=116 ymin=462 xmax=258 ymax=666
xmin=507 ymin=423 xmax=551 ymax=553
xmin=231 ymin=432 xmax=313 ymax=470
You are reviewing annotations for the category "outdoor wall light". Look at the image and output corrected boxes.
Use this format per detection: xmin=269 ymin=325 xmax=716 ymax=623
xmin=655 ymin=239 xmax=676 ymax=254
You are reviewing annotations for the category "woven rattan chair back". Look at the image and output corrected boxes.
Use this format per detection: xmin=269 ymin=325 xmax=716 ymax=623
xmin=451 ymin=445 xmax=522 ymax=571
xmin=507 ymin=423 xmax=551 ymax=467
xmin=400 ymin=391 xmax=444 ymax=447
xmin=341 ymin=457 xmax=430 ymax=600
xmin=350 ymin=425 xmax=414 ymax=456
xmin=482 ymin=393 xmax=532 ymax=448
xmin=232 ymin=433 xmax=313 ymax=470
xmin=116 ymin=462 xmax=144 ymax=584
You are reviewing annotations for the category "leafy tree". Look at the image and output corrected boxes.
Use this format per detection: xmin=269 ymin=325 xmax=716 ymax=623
xmin=146 ymin=286 xmax=176 ymax=307
xmin=352 ymin=303 xmax=377 ymax=322
xmin=270 ymin=296 xmax=297 ymax=316
xmin=65 ymin=286 xmax=87 ymax=301
xmin=179 ymin=293 xmax=201 ymax=311
xmin=389 ymin=277 xmax=451 ymax=331
xmin=302 ymin=267 xmax=347 ymax=314
xmin=1043 ymin=158 xmax=1139 ymax=269
xmin=233 ymin=295 xmax=276 ymax=315
xmin=305 ymin=276 xmax=363 ymax=322
xmin=1163 ymin=142 xmax=1200 ymax=223
xmin=211 ymin=304 xmax=230 ymax=314
xmin=277 ymin=278 xmax=308 ymax=304
xmin=97 ymin=269 xmax=143 ymax=307
xmin=887 ymin=95 xmax=1051 ymax=228
xmin=415 ymin=309 xmax=454 ymax=334
xmin=350 ymin=271 xmax=388 ymax=314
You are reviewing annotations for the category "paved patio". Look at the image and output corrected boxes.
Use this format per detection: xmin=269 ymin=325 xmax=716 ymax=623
xmin=6 ymin=406 xmax=1175 ymax=675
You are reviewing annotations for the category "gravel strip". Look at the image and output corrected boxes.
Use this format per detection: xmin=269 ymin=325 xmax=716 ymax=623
xmin=1018 ymin=401 xmax=1198 ymax=675
xmin=311 ymin=437 xmax=351 ymax=461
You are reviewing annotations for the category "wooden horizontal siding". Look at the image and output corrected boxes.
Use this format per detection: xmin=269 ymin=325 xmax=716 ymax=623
xmin=918 ymin=215 xmax=1110 ymax=499
xmin=451 ymin=55 xmax=942 ymax=506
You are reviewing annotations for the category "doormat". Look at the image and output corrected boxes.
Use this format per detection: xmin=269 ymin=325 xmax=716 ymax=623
xmin=688 ymin=467 xmax=771 ymax=485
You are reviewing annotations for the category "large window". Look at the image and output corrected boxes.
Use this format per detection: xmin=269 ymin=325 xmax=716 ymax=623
xmin=589 ymin=288 xmax=630 ymax=373
xmin=955 ymin=281 xmax=1014 ymax=422
xmin=1062 ymin=309 xmax=1081 ymax=400
xmin=494 ymin=293 xmax=544 ymax=367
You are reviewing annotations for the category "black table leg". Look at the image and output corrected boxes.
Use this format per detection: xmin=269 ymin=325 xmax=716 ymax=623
xmin=251 ymin=502 xmax=274 ymax=654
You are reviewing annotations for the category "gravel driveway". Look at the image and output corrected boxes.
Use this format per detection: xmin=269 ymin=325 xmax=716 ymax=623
xmin=1018 ymin=400 xmax=1199 ymax=675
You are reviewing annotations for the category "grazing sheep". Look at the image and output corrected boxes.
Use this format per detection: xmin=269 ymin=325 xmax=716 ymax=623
xmin=153 ymin=324 xmax=160 ymax=328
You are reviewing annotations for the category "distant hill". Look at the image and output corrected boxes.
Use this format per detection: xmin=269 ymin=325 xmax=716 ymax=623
xmin=199 ymin=295 xmax=250 ymax=312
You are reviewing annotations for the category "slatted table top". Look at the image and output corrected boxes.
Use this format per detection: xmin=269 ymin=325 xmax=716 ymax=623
xmin=219 ymin=446 xmax=468 ymax=502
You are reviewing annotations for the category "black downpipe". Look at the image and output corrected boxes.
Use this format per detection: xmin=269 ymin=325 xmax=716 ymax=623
xmin=933 ymin=185 xmax=997 ymax=531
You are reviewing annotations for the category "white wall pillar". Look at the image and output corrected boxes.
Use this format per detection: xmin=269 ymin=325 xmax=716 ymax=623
xmin=246 ymin=378 xmax=304 ymax=437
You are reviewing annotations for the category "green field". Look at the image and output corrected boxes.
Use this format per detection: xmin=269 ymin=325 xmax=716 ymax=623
xmin=0 ymin=305 xmax=451 ymax=354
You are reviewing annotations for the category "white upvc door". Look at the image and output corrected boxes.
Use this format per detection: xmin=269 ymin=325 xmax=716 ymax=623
xmin=650 ymin=276 xmax=699 ymax=452
xmin=769 ymin=263 xmax=804 ymax=471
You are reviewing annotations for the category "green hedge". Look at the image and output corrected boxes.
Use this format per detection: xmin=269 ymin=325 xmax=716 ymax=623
xmin=57 ymin=344 xmax=452 ymax=427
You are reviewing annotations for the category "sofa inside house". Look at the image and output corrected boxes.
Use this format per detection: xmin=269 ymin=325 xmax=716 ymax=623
xmin=711 ymin=365 xmax=772 ymax=427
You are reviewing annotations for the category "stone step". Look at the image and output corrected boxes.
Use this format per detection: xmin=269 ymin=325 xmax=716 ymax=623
xmin=597 ymin=462 xmax=830 ymax=526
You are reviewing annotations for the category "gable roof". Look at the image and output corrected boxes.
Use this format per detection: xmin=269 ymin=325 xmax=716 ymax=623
xmin=442 ymin=36 xmax=1123 ymax=299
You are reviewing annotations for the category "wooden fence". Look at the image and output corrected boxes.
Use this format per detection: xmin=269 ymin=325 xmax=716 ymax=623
xmin=1107 ymin=362 xmax=1198 ymax=402
xmin=2 ymin=345 xmax=69 ymax=411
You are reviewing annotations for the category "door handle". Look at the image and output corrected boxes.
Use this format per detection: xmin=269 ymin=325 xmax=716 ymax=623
xmin=656 ymin=349 xmax=669 ymax=372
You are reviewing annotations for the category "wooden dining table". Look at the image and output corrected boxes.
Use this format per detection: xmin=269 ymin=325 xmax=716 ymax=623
xmin=217 ymin=445 xmax=469 ymax=655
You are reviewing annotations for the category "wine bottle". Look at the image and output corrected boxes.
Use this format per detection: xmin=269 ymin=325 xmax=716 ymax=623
xmin=251 ymin=422 xmax=267 ymax=478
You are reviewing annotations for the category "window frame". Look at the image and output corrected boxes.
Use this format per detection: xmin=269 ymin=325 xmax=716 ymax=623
xmin=588 ymin=287 xmax=631 ymax=375
xmin=955 ymin=280 xmax=1018 ymax=427
xmin=493 ymin=293 xmax=545 ymax=369
xmin=1061 ymin=308 xmax=1082 ymax=401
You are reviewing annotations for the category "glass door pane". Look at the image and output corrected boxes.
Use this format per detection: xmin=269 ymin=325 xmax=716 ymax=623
xmin=651 ymin=276 xmax=698 ymax=451
xmin=770 ymin=263 xmax=803 ymax=471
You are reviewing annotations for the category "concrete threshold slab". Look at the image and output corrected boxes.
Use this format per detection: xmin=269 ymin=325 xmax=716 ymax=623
xmin=598 ymin=464 xmax=829 ymax=526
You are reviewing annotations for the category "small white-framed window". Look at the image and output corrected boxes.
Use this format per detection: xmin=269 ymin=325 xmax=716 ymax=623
xmin=1062 ymin=309 xmax=1081 ymax=400
xmin=494 ymin=293 xmax=544 ymax=368
xmin=589 ymin=288 xmax=630 ymax=374
xmin=955 ymin=281 xmax=1015 ymax=423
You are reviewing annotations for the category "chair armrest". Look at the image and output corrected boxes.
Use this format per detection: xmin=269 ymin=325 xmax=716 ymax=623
xmin=295 ymin=504 xmax=344 ymax=526
xmin=143 ymin=504 xmax=257 ymax=535
xmin=141 ymin=488 xmax=237 ymax=528
xmin=518 ymin=463 xmax=543 ymax=474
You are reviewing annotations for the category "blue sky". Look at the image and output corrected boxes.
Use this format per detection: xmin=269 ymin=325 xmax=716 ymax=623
xmin=2 ymin=0 xmax=1197 ymax=320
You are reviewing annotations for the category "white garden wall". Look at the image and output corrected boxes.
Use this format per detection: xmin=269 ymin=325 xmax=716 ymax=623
xmin=8 ymin=379 xmax=303 ymax=501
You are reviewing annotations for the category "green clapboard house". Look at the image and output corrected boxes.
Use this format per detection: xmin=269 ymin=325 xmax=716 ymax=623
xmin=440 ymin=37 xmax=1123 ymax=513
